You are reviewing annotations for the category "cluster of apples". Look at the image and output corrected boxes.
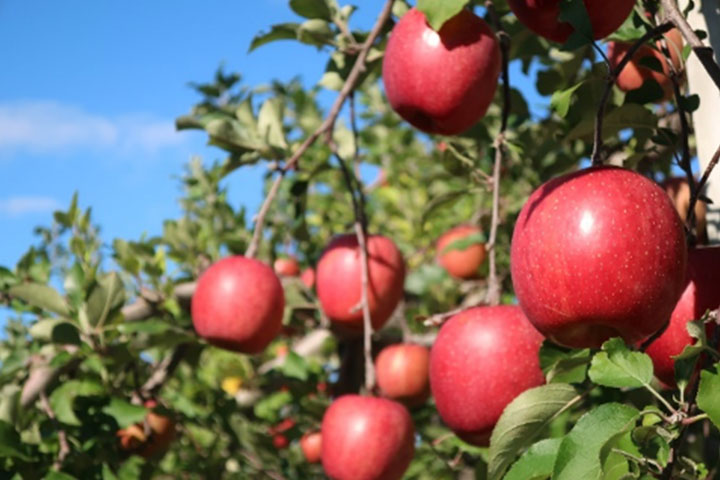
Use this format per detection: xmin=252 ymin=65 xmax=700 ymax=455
xmin=180 ymin=3 xmax=710 ymax=479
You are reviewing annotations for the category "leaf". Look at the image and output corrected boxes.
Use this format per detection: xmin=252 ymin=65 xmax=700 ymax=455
xmin=553 ymin=403 xmax=639 ymax=480
xmin=289 ymin=0 xmax=332 ymax=20
xmin=550 ymin=81 xmax=584 ymax=117
xmin=505 ymin=438 xmax=562 ymax=480
xmin=566 ymin=104 xmax=657 ymax=141
xmin=297 ymin=19 xmax=334 ymax=47
xmin=0 ymin=420 xmax=32 ymax=461
xmin=416 ymin=0 xmax=469 ymax=32
xmin=559 ymin=0 xmax=593 ymax=50
xmin=254 ymin=391 xmax=292 ymax=423
xmin=697 ymin=364 xmax=720 ymax=430
xmin=440 ymin=233 xmax=486 ymax=255
xmin=8 ymin=283 xmax=70 ymax=316
xmin=0 ymin=385 xmax=20 ymax=424
xmin=44 ymin=472 xmax=78 ymax=480
xmin=249 ymin=23 xmax=301 ymax=52
xmin=280 ymin=351 xmax=309 ymax=381
xmin=49 ymin=380 xmax=104 ymax=426
xmin=86 ymin=272 xmax=125 ymax=327
xmin=487 ymin=383 xmax=582 ymax=480
xmin=421 ymin=190 xmax=467 ymax=226
xmin=117 ymin=319 xmax=172 ymax=335
xmin=258 ymin=97 xmax=288 ymax=150
xmin=588 ymin=338 xmax=654 ymax=389
xmin=539 ymin=342 xmax=591 ymax=384
xmin=102 ymin=398 xmax=148 ymax=428
xmin=29 ymin=318 xmax=80 ymax=345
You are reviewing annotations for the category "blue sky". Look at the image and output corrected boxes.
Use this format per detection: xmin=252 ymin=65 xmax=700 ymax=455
xmin=0 ymin=1 xmax=545 ymax=270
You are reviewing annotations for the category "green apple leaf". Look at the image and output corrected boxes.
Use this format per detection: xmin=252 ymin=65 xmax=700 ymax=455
xmin=289 ymin=0 xmax=332 ymax=21
xmin=505 ymin=438 xmax=562 ymax=480
xmin=8 ymin=282 xmax=70 ymax=316
xmin=49 ymin=379 xmax=104 ymax=426
xmin=588 ymin=338 xmax=654 ymax=389
xmin=86 ymin=272 xmax=125 ymax=327
xmin=697 ymin=364 xmax=720 ymax=430
xmin=249 ymin=23 xmax=301 ymax=52
xmin=559 ymin=0 xmax=593 ymax=50
xmin=416 ymin=0 xmax=469 ymax=32
xmin=102 ymin=398 xmax=148 ymax=428
xmin=550 ymin=81 xmax=584 ymax=118
xmin=0 ymin=420 xmax=33 ymax=461
xmin=487 ymin=383 xmax=582 ymax=480
xmin=539 ymin=342 xmax=591 ymax=384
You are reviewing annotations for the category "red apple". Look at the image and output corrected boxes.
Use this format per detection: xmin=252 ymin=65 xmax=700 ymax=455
xmin=117 ymin=400 xmax=176 ymax=458
xmin=507 ymin=0 xmax=635 ymax=43
xmin=646 ymin=247 xmax=720 ymax=387
xmin=274 ymin=256 xmax=300 ymax=277
xmin=436 ymin=225 xmax=487 ymax=279
xmin=321 ymin=395 xmax=414 ymax=480
xmin=191 ymin=256 xmax=285 ymax=353
xmin=608 ymin=28 xmax=684 ymax=100
xmin=430 ymin=306 xmax=545 ymax=446
xmin=511 ymin=166 xmax=687 ymax=349
xmin=382 ymin=8 xmax=500 ymax=135
xmin=300 ymin=267 xmax=315 ymax=288
xmin=375 ymin=343 xmax=430 ymax=407
xmin=300 ymin=431 xmax=322 ymax=463
xmin=317 ymin=234 xmax=405 ymax=331
xmin=273 ymin=434 xmax=289 ymax=449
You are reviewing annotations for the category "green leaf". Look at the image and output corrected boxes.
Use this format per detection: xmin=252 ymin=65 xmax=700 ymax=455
xmin=249 ymin=23 xmax=301 ymax=52
xmin=505 ymin=438 xmax=562 ymax=480
xmin=280 ymin=351 xmax=309 ymax=381
xmin=0 ymin=420 xmax=32 ymax=461
xmin=588 ymin=338 xmax=654 ymax=389
xmin=421 ymin=190 xmax=467 ymax=226
xmin=697 ymin=364 xmax=720 ymax=429
xmin=440 ymin=233 xmax=486 ymax=255
xmin=44 ymin=472 xmax=78 ymax=480
xmin=102 ymin=398 xmax=148 ymax=428
xmin=416 ymin=0 xmax=469 ymax=32
xmin=553 ymin=403 xmax=639 ymax=480
xmin=297 ymin=19 xmax=334 ymax=47
xmin=488 ymin=383 xmax=582 ymax=480
xmin=566 ymin=104 xmax=657 ymax=141
xmin=258 ymin=97 xmax=288 ymax=150
xmin=289 ymin=0 xmax=332 ymax=20
xmin=8 ymin=283 xmax=70 ymax=316
xmin=559 ymin=0 xmax=593 ymax=50
xmin=254 ymin=391 xmax=292 ymax=423
xmin=539 ymin=342 xmax=591 ymax=384
xmin=49 ymin=380 xmax=104 ymax=426
xmin=29 ymin=318 xmax=80 ymax=345
xmin=117 ymin=319 xmax=172 ymax=335
xmin=0 ymin=385 xmax=20 ymax=424
xmin=550 ymin=81 xmax=584 ymax=117
xmin=86 ymin=272 xmax=125 ymax=327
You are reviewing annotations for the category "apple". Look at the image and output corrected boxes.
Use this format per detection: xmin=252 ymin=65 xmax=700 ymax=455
xmin=300 ymin=267 xmax=315 ymax=289
xmin=608 ymin=28 xmax=683 ymax=100
xmin=300 ymin=431 xmax=322 ymax=463
xmin=118 ymin=400 xmax=176 ymax=458
xmin=375 ymin=343 xmax=430 ymax=407
xmin=436 ymin=225 xmax=487 ymax=279
xmin=274 ymin=256 xmax=300 ymax=277
xmin=646 ymin=247 xmax=720 ymax=387
xmin=507 ymin=0 xmax=635 ymax=43
xmin=511 ymin=166 xmax=687 ymax=349
xmin=191 ymin=256 xmax=285 ymax=353
xmin=317 ymin=234 xmax=405 ymax=331
xmin=382 ymin=8 xmax=500 ymax=135
xmin=321 ymin=395 xmax=414 ymax=480
xmin=430 ymin=306 xmax=545 ymax=446
xmin=273 ymin=434 xmax=289 ymax=449
xmin=662 ymin=176 xmax=707 ymax=244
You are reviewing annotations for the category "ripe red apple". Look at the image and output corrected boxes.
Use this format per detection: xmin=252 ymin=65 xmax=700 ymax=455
xmin=662 ymin=177 xmax=707 ymax=244
xmin=507 ymin=0 xmax=635 ymax=43
xmin=321 ymin=395 xmax=414 ymax=480
xmin=382 ymin=8 xmax=500 ymax=135
xmin=436 ymin=225 xmax=487 ymax=279
xmin=274 ymin=256 xmax=300 ymax=277
xmin=117 ymin=400 xmax=176 ymax=458
xmin=511 ymin=166 xmax=687 ymax=349
xmin=191 ymin=256 xmax=285 ymax=353
xmin=273 ymin=434 xmax=289 ymax=449
xmin=646 ymin=247 xmax=720 ymax=387
xmin=317 ymin=234 xmax=405 ymax=331
xmin=608 ymin=28 xmax=684 ymax=100
xmin=300 ymin=267 xmax=315 ymax=289
xmin=430 ymin=306 xmax=545 ymax=446
xmin=375 ymin=343 xmax=430 ymax=407
xmin=300 ymin=431 xmax=322 ymax=464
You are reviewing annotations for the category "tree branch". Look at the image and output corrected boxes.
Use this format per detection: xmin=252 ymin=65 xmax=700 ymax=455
xmin=39 ymin=391 xmax=70 ymax=470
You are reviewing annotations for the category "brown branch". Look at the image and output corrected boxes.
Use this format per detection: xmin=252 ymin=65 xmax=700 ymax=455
xmin=422 ymin=307 xmax=467 ymax=327
xmin=592 ymin=22 xmax=674 ymax=165
xmin=39 ymin=391 xmax=70 ymax=469
xmin=355 ymin=220 xmax=375 ymax=392
xmin=688 ymin=144 xmax=720 ymax=228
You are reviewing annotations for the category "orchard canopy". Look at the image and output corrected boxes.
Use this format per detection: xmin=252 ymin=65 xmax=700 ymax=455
xmin=3 ymin=0 xmax=720 ymax=479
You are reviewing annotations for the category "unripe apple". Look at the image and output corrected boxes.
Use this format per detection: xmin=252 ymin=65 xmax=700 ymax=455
xmin=382 ymin=8 xmax=500 ymax=135
xmin=375 ymin=343 xmax=430 ymax=407
xmin=436 ymin=225 xmax=487 ymax=279
xmin=646 ymin=247 xmax=720 ymax=387
xmin=300 ymin=267 xmax=315 ymax=289
xmin=191 ymin=256 xmax=285 ymax=353
xmin=507 ymin=0 xmax=635 ymax=43
xmin=274 ymin=256 xmax=300 ymax=277
xmin=317 ymin=234 xmax=405 ymax=331
xmin=662 ymin=177 xmax=707 ymax=244
xmin=430 ymin=306 xmax=545 ymax=446
xmin=511 ymin=166 xmax=687 ymax=349
xmin=321 ymin=395 xmax=414 ymax=480
xmin=608 ymin=28 xmax=684 ymax=100
xmin=300 ymin=431 xmax=322 ymax=464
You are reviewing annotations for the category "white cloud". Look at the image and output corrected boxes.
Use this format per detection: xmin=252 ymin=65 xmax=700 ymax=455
xmin=0 ymin=196 xmax=61 ymax=216
xmin=0 ymin=101 xmax=185 ymax=155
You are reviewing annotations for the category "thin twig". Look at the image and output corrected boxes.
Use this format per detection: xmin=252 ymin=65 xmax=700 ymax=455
xmin=422 ymin=307 xmax=467 ymax=327
xmin=688 ymin=144 xmax=720 ymax=228
xmin=40 ymin=392 xmax=70 ymax=469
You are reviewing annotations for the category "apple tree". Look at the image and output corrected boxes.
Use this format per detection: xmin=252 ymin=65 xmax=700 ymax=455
xmin=2 ymin=0 xmax=720 ymax=478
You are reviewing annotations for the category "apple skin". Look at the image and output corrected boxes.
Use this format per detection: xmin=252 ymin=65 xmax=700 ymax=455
xmin=646 ymin=247 xmax=720 ymax=387
xmin=507 ymin=0 xmax=635 ymax=43
xmin=382 ymin=8 xmax=500 ymax=135
xmin=511 ymin=166 xmax=687 ymax=349
xmin=300 ymin=267 xmax=316 ymax=289
xmin=436 ymin=225 xmax=487 ymax=279
xmin=274 ymin=257 xmax=300 ymax=277
xmin=321 ymin=395 xmax=414 ymax=480
xmin=300 ymin=431 xmax=323 ymax=464
xmin=662 ymin=177 xmax=707 ymax=244
xmin=317 ymin=234 xmax=405 ymax=331
xmin=608 ymin=28 xmax=683 ymax=100
xmin=375 ymin=343 xmax=430 ymax=407
xmin=191 ymin=256 xmax=285 ymax=354
xmin=430 ymin=306 xmax=545 ymax=446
